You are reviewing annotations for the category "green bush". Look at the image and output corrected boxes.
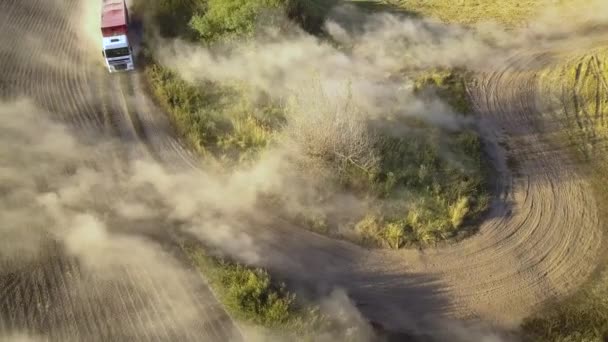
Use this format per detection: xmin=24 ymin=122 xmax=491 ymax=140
xmin=414 ymin=69 xmax=471 ymax=114
xmin=183 ymin=244 xmax=335 ymax=337
xmin=189 ymin=0 xmax=285 ymax=42
xmin=145 ymin=63 xmax=278 ymax=163
xmin=219 ymin=263 xmax=293 ymax=326
xmin=186 ymin=246 xmax=295 ymax=325
xmin=187 ymin=0 xmax=331 ymax=42
xmin=344 ymin=129 xmax=489 ymax=247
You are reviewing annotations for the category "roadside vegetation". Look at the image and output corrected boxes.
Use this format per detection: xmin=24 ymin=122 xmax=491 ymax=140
xmin=523 ymin=239 xmax=608 ymax=341
xmin=145 ymin=65 xmax=280 ymax=164
xmin=182 ymin=242 xmax=320 ymax=330
xmin=521 ymin=51 xmax=608 ymax=341
xmin=181 ymin=241 xmax=370 ymax=340
xmin=139 ymin=0 xmax=490 ymax=249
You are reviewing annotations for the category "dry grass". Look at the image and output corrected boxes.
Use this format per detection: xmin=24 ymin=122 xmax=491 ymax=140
xmin=522 ymin=50 xmax=608 ymax=342
xmin=361 ymin=0 xmax=578 ymax=26
xmin=537 ymin=50 xmax=608 ymax=168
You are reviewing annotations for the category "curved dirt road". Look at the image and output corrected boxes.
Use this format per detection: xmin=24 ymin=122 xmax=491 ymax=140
xmin=0 ymin=0 xmax=605 ymax=340
xmin=213 ymin=44 xmax=605 ymax=333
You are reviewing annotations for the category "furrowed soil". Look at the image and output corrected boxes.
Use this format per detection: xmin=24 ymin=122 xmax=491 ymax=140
xmin=0 ymin=1 xmax=238 ymax=341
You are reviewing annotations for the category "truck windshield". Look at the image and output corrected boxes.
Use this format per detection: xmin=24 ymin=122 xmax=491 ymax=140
xmin=105 ymin=47 xmax=130 ymax=58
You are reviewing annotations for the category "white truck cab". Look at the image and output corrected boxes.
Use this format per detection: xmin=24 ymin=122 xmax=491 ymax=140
xmin=102 ymin=35 xmax=134 ymax=72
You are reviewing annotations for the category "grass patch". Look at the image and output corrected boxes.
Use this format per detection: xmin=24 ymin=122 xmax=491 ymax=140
xmin=144 ymin=63 xmax=280 ymax=164
xmin=274 ymin=82 xmax=489 ymax=248
xmin=184 ymin=243 xmax=307 ymax=328
xmin=536 ymin=51 xmax=608 ymax=169
xmin=522 ymin=244 xmax=608 ymax=341
xmin=351 ymin=129 xmax=490 ymax=248
xmin=368 ymin=0 xmax=578 ymax=26
xmin=181 ymin=241 xmax=371 ymax=340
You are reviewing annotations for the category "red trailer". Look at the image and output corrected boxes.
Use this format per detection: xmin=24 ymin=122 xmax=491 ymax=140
xmin=101 ymin=0 xmax=129 ymax=37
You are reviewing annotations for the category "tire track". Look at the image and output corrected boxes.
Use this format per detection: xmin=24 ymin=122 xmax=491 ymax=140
xmin=0 ymin=1 xmax=241 ymax=341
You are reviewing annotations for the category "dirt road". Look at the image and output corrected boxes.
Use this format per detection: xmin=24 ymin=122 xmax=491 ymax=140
xmin=0 ymin=1 xmax=238 ymax=341
xmin=0 ymin=0 xmax=605 ymax=340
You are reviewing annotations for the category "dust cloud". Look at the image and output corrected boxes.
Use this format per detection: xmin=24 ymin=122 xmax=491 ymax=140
xmin=150 ymin=0 xmax=608 ymax=204
xmin=0 ymin=99 xmax=377 ymax=341
xmin=156 ymin=0 xmax=608 ymax=109
xmin=156 ymin=15 xmax=472 ymax=131
xmin=0 ymin=334 xmax=48 ymax=342
xmin=0 ymin=100 xmax=234 ymax=339
xmin=0 ymin=98 xmax=281 ymax=266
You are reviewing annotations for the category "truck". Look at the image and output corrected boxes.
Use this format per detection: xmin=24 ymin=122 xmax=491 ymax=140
xmin=101 ymin=0 xmax=134 ymax=72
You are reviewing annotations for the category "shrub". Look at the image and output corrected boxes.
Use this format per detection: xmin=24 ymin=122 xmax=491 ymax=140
xmin=354 ymin=214 xmax=384 ymax=247
xmin=222 ymin=264 xmax=293 ymax=326
xmin=145 ymin=63 xmax=278 ymax=163
xmin=183 ymin=243 xmax=339 ymax=338
xmin=189 ymin=0 xmax=285 ymax=42
xmin=187 ymin=247 xmax=295 ymax=326
xmin=383 ymin=222 xmax=407 ymax=249
xmin=449 ymin=196 xmax=470 ymax=229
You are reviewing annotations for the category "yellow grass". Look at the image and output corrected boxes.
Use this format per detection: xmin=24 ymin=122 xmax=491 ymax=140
xmin=356 ymin=0 xmax=578 ymax=26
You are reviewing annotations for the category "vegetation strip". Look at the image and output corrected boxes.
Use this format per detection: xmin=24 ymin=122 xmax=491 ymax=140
xmin=181 ymin=241 xmax=371 ymax=340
